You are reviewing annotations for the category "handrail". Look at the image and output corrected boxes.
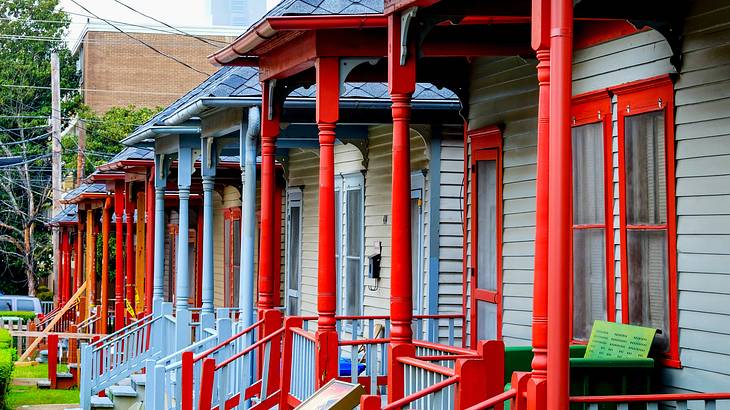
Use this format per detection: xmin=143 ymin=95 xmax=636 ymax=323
xmin=464 ymin=388 xmax=517 ymax=410
xmin=90 ymin=314 xmax=158 ymax=350
xmin=162 ymin=331 xmax=219 ymax=371
xmin=383 ymin=375 xmax=460 ymax=410
xmin=291 ymin=327 xmax=316 ymax=341
xmin=215 ymin=326 xmax=285 ymax=370
xmin=398 ymin=356 xmax=455 ymax=377
xmin=570 ymin=392 xmax=730 ymax=403
xmin=339 ymin=338 xmax=389 ymax=346
xmin=193 ymin=318 xmax=264 ymax=362
xmin=417 ymin=354 xmax=475 ymax=361
xmin=414 ymin=340 xmax=476 ymax=356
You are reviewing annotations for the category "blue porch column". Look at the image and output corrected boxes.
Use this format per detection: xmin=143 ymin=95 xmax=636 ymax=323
xmin=153 ymin=154 xmax=170 ymax=310
xmin=239 ymin=107 xmax=260 ymax=328
xmin=201 ymin=137 xmax=218 ymax=320
xmin=176 ymin=146 xmax=193 ymax=349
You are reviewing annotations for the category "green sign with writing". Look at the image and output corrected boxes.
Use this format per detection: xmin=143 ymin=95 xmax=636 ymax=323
xmin=584 ymin=321 xmax=656 ymax=359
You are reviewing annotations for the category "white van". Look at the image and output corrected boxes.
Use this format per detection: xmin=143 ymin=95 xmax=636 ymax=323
xmin=0 ymin=295 xmax=42 ymax=315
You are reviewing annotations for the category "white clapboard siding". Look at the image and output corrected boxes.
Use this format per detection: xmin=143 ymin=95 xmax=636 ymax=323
xmin=363 ymin=125 xmax=431 ymax=317
xmin=437 ymin=126 xmax=466 ymax=344
xmin=465 ymin=29 xmax=674 ymax=346
xmin=468 ymin=56 xmax=538 ymax=346
xmin=664 ymin=0 xmax=730 ymax=393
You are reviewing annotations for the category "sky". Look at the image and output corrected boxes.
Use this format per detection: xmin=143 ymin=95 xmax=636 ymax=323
xmin=59 ymin=0 xmax=280 ymax=44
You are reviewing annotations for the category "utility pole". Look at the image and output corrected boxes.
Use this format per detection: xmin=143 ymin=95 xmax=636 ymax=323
xmin=51 ymin=52 xmax=61 ymax=304
xmin=76 ymin=118 xmax=86 ymax=185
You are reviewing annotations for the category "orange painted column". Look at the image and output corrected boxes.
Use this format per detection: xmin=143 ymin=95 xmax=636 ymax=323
xmin=144 ymin=169 xmax=155 ymax=315
xmin=314 ymin=57 xmax=340 ymax=388
xmin=386 ymin=12 xmax=417 ymax=404
xmin=85 ymin=209 xmax=95 ymax=321
xmin=100 ymin=198 xmax=111 ymax=334
xmin=546 ymin=0 xmax=573 ymax=408
xmin=528 ymin=0 xmax=551 ymax=408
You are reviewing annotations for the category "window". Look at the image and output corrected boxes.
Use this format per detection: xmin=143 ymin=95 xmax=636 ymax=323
xmin=616 ymin=76 xmax=678 ymax=364
xmin=0 ymin=299 xmax=11 ymax=311
xmin=570 ymin=92 xmax=614 ymax=341
xmin=335 ymin=173 xmax=364 ymax=317
xmin=285 ymin=189 xmax=303 ymax=316
xmin=224 ymin=208 xmax=242 ymax=307
xmin=16 ymin=299 xmax=35 ymax=312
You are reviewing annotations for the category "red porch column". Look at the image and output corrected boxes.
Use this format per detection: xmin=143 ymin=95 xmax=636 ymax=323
xmin=114 ymin=180 xmax=126 ymax=330
xmin=258 ymin=80 xmax=282 ymax=396
xmin=387 ymin=12 xmax=417 ymax=404
xmin=75 ymin=221 xmax=84 ymax=294
xmin=315 ymin=57 xmax=340 ymax=387
xmin=258 ymin=80 xmax=280 ymax=314
xmin=125 ymin=183 xmax=136 ymax=318
xmin=528 ymin=0 xmax=550 ymax=408
xmin=144 ymin=169 xmax=155 ymax=315
xmin=100 ymin=197 xmax=111 ymax=334
xmin=546 ymin=0 xmax=573 ymax=408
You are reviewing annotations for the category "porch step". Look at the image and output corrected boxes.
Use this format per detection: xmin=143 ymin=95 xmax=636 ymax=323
xmin=130 ymin=373 xmax=146 ymax=399
xmin=90 ymin=395 xmax=115 ymax=409
xmin=36 ymin=378 xmax=51 ymax=389
xmin=108 ymin=383 xmax=142 ymax=410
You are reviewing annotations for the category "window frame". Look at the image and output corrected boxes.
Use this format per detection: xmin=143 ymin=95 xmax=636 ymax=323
xmin=223 ymin=207 xmax=242 ymax=308
xmin=569 ymin=90 xmax=616 ymax=343
xmin=335 ymin=172 xmax=365 ymax=318
xmin=285 ymin=188 xmax=303 ymax=316
xmin=468 ymin=125 xmax=503 ymax=345
xmin=614 ymin=75 xmax=679 ymax=366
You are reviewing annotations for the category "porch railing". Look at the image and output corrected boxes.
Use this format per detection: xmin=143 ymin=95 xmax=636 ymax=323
xmin=194 ymin=316 xmax=280 ymax=410
xmin=79 ymin=302 xmax=174 ymax=410
xmin=146 ymin=324 xmax=221 ymax=410
xmin=402 ymin=356 xmax=458 ymax=409
xmin=41 ymin=301 xmax=54 ymax=315
xmin=289 ymin=326 xmax=316 ymax=402
xmin=569 ymin=393 xmax=730 ymax=410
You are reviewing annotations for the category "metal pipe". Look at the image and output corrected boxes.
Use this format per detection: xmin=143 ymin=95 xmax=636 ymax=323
xmin=239 ymin=107 xmax=260 ymax=328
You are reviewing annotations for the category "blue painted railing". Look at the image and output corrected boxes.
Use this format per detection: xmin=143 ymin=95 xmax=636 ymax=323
xmin=79 ymin=302 xmax=175 ymax=410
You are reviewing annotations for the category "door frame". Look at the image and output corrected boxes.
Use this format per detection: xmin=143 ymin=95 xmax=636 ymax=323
xmin=411 ymin=171 xmax=426 ymax=315
xmin=469 ymin=126 xmax=503 ymax=346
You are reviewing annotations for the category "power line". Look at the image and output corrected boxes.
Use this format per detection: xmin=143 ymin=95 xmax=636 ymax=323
xmin=69 ymin=0 xmax=210 ymax=77
xmin=1 ymin=83 xmax=185 ymax=96
xmin=109 ymin=0 xmax=223 ymax=48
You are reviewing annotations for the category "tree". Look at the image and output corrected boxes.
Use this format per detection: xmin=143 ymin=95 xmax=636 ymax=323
xmin=62 ymin=105 xmax=160 ymax=178
xmin=0 ymin=0 xmax=78 ymax=295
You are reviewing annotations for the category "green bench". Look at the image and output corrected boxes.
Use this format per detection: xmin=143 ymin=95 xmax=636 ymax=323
xmin=504 ymin=321 xmax=658 ymax=410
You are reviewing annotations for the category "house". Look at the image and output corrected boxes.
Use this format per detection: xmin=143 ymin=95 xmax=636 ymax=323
xmin=61 ymin=0 xmax=730 ymax=409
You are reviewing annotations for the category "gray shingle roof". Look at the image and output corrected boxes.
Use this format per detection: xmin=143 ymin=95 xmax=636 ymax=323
xmin=267 ymin=0 xmax=382 ymax=16
xmin=62 ymin=183 xmax=107 ymax=203
xmin=108 ymin=147 xmax=154 ymax=163
xmin=129 ymin=65 xmax=457 ymax=141
xmin=49 ymin=204 xmax=78 ymax=225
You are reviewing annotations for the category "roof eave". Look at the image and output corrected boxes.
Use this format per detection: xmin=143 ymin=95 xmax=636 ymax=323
xmin=209 ymin=15 xmax=388 ymax=66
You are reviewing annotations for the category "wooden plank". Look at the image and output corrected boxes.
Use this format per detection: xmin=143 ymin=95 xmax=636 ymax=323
xmin=10 ymin=331 xmax=102 ymax=339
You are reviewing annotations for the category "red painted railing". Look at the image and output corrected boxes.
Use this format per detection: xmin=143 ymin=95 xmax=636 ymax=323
xmin=570 ymin=392 xmax=730 ymax=409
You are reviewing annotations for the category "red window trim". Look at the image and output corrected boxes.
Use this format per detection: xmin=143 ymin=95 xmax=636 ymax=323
xmin=614 ymin=75 xmax=680 ymax=367
xmin=468 ymin=125 xmax=503 ymax=346
xmin=569 ymin=90 xmax=616 ymax=343
xmin=224 ymin=207 xmax=242 ymax=308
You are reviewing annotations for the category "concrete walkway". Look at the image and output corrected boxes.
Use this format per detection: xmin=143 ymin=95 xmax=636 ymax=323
xmin=14 ymin=405 xmax=74 ymax=410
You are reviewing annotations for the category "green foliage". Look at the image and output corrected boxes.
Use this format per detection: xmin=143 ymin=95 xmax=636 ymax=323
xmin=12 ymin=362 xmax=66 ymax=379
xmin=0 ymin=346 xmax=15 ymax=408
xmin=0 ymin=329 xmax=10 ymax=350
xmin=0 ymin=311 xmax=36 ymax=321
xmin=0 ymin=0 xmax=79 ymax=296
xmin=62 ymin=105 xmax=160 ymax=177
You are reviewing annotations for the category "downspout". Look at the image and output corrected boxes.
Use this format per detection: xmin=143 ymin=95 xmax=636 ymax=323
xmin=427 ymin=124 xmax=441 ymax=342
xmin=239 ymin=106 xmax=260 ymax=327
xmin=546 ymin=0 xmax=573 ymax=408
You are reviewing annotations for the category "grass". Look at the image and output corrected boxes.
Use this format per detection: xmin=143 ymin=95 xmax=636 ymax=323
xmin=11 ymin=363 xmax=68 ymax=379
xmin=5 ymin=385 xmax=79 ymax=409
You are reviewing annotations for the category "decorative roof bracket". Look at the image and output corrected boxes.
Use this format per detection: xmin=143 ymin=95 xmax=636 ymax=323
xmin=400 ymin=7 xmax=418 ymax=66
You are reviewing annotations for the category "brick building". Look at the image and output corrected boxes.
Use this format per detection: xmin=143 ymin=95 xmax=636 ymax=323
xmin=72 ymin=22 xmax=241 ymax=113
